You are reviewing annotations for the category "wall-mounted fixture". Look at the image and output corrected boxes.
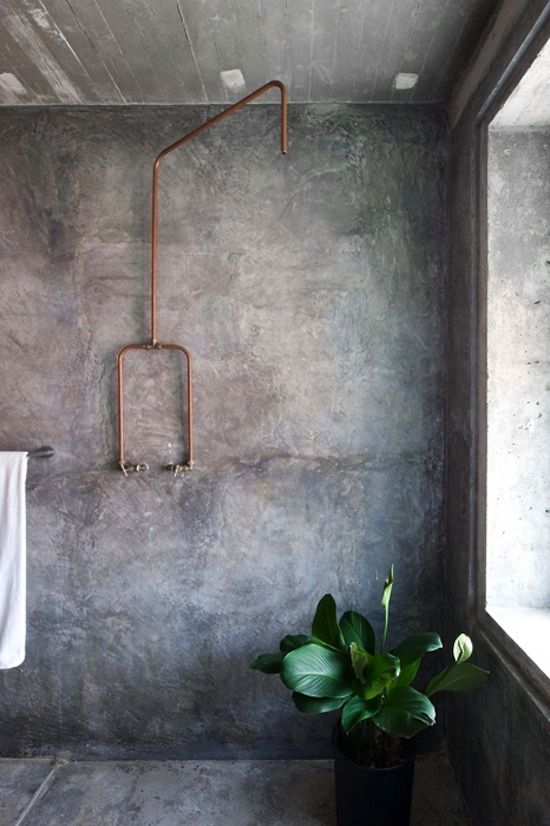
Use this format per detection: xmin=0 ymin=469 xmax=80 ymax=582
xmin=116 ymin=80 xmax=288 ymax=477
xmin=393 ymin=72 xmax=419 ymax=91
xmin=27 ymin=446 xmax=54 ymax=460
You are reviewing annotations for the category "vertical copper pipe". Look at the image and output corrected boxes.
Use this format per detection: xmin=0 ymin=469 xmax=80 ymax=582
xmin=117 ymin=352 xmax=124 ymax=465
xmin=161 ymin=344 xmax=193 ymax=470
xmin=150 ymin=79 xmax=288 ymax=344
xmin=117 ymin=343 xmax=148 ymax=473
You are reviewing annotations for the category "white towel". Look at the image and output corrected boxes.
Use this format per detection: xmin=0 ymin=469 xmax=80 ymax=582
xmin=0 ymin=452 xmax=28 ymax=669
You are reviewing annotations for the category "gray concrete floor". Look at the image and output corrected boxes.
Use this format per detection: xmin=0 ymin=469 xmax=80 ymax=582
xmin=0 ymin=754 xmax=470 ymax=825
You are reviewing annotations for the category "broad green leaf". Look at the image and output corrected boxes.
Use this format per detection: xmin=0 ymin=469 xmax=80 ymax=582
xmin=292 ymin=692 xmax=349 ymax=714
xmin=392 ymin=658 xmax=420 ymax=688
xmin=341 ymin=695 xmax=382 ymax=733
xmin=280 ymin=634 xmax=308 ymax=654
xmin=380 ymin=565 xmax=394 ymax=651
xmin=281 ymin=643 xmax=352 ymax=698
xmin=250 ymin=653 xmax=283 ymax=674
xmin=426 ymin=662 xmax=489 ymax=697
xmin=391 ymin=633 xmax=442 ymax=665
xmin=350 ymin=642 xmax=371 ymax=682
xmin=340 ymin=611 xmax=375 ymax=654
xmin=362 ymin=652 xmax=400 ymax=700
xmin=374 ymin=687 xmax=436 ymax=738
xmin=312 ymin=594 xmax=346 ymax=650
xmin=307 ymin=635 xmax=342 ymax=652
xmin=453 ymin=634 xmax=473 ymax=664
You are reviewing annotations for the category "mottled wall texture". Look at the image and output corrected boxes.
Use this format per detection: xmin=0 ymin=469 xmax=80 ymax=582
xmin=0 ymin=104 xmax=447 ymax=758
xmin=446 ymin=3 xmax=550 ymax=823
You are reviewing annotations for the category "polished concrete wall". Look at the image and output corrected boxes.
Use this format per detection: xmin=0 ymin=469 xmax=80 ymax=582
xmin=0 ymin=104 xmax=447 ymax=758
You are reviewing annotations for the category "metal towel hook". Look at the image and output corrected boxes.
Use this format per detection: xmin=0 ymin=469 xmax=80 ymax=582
xmin=116 ymin=80 xmax=288 ymax=476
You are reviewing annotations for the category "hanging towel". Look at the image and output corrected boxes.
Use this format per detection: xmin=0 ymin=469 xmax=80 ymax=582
xmin=0 ymin=452 xmax=28 ymax=669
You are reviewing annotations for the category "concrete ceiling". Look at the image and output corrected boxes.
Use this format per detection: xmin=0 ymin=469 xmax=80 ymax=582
xmin=0 ymin=0 xmax=499 ymax=106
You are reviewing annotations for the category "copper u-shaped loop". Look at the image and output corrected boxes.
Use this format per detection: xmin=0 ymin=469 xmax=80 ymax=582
xmin=116 ymin=80 xmax=287 ymax=474
xmin=117 ymin=343 xmax=193 ymax=476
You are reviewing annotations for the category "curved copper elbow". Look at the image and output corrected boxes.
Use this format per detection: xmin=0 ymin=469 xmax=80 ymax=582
xmin=150 ymin=79 xmax=287 ymax=344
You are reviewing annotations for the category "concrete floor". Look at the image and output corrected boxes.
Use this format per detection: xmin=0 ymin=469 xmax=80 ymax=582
xmin=0 ymin=754 xmax=470 ymax=826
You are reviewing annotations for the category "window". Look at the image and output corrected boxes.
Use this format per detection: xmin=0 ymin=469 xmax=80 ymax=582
xmin=483 ymin=37 xmax=550 ymax=677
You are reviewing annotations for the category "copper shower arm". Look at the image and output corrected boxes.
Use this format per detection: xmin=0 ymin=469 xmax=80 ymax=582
xmin=116 ymin=80 xmax=288 ymax=476
xmin=149 ymin=79 xmax=288 ymax=344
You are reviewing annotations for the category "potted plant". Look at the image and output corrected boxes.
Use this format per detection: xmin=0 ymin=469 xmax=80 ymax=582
xmin=250 ymin=566 xmax=488 ymax=826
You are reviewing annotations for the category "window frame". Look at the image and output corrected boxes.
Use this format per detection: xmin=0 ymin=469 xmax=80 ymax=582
xmin=473 ymin=14 xmax=550 ymax=708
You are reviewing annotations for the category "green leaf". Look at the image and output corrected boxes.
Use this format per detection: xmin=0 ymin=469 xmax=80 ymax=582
xmin=340 ymin=611 xmax=375 ymax=654
xmin=292 ymin=693 xmax=349 ymax=714
xmin=362 ymin=652 xmax=401 ymax=700
xmin=307 ymin=635 xmax=342 ymax=652
xmin=392 ymin=658 xmax=420 ymax=688
xmin=350 ymin=642 xmax=371 ymax=681
xmin=250 ymin=653 xmax=284 ymax=674
xmin=312 ymin=594 xmax=346 ymax=650
xmin=380 ymin=565 xmax=394 ymax=651
xmin=341 ymin=695 xmax=382 ymax=733
xmin=391 ymin=633 xmax=442 ymax=665
xmin=280 ymin=634 xmax=308 ymax=654
xmin=453 ymin=634 xmax=473 ymax=663
xmin=426 ymin=662 xmax=489 ymax=697
xmin=374 ymin=687 xmax=436 ymax=738
xmin=281 ymin=643 xmax=352 ymax=698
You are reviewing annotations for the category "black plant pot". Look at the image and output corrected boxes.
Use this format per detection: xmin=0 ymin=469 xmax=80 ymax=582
xmin=333 ymin=728 xmax=415 ymax=826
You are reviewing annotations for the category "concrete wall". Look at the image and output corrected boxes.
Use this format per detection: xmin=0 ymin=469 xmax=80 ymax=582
xmin=446 ymin=2 xmax=550 ymax=823
xmin=486 ymin=129 xmax=550 ymax=610
xmin=0 ymin=104 xmax=447 ymax=758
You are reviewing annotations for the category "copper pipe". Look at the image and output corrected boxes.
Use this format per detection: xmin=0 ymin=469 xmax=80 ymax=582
xmin=117 ymin=79 xmax=288 ymax=475
xmin=150 ymin=79 xmax=288 ymax=344
xmin=117 ymin=342 xmax=192 ymax=476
